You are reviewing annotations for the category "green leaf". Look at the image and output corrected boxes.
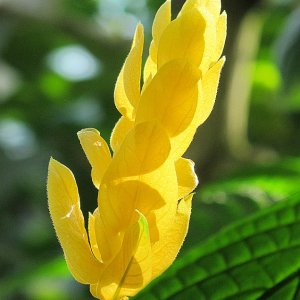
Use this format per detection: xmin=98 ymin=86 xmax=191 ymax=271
xmin=135 ymin=193 xmax=300 ymax=299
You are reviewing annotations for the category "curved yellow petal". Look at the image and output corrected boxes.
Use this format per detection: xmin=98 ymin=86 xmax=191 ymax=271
xmin=99 ymin=149 xmax=178 ymax=235
xmin=90 ymin=284 xmax=99 ymax=299
xmin=157 ymin=9 xmax=206 ymax=69
xmin=94 ymin=208 xmax=124 ymax=264
xmin=151 ymin=194 xmax=193 ymax=279
xmin=181 ymin=0 xmax=221 ymax=21
xmin=152 ymin=0 xmax=171 ymax=47
xmin=149 ymin=40 xmax=158 ymax=64
xmin=136 ymin=60 xmax=200 ymax=139
xmin=178 ymin=2 xmax=219 ymax=73
xmin=47 ymin=158 xmax=102 ymax=284
xmin=88 ymin=212 xmax=102 ymax=262
xmin=147 ymin=194 xmax=177 ymax=245
xmin=77 ymin=128 xmax=112 ymax=189
xmin=168 ymin=127 xmax=198 ymax=159
xmin=104 ymin=121 xmax=171 ymax=180
xmin=91 ymin=212 xmax=152 ymax=300
xmin=198 ymin=57 xmax=225 ymax=125
xmin=143 ymin=44 xmax=157 ymax=84
xmin=213 ymin=12 xmax=227 ymax=62
xmin=143 ymin=0 xmax=171 ymax=83
xmin=99 ymin=180 xmax=164 ymax=234
xmin=168 ymin=57 xmax=225 ymax=158
xmin=206 ymin=0 xmax=221 ymax=21
xmin=180 ymin=0 xmax=206 ymax=13
xmin=176 ymin=158 xmax=198 ymax=199
xmin=110 ymin=116 xmax=134 ymax=153
xmin=100 ymin=122 xmax=177 ymax=234
xmin=114 ymin=23 xmax=144 ymax=120
xmin=199 ymin=8 xmax=217 ymax=74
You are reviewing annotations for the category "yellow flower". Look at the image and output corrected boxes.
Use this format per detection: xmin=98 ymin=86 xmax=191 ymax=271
xmin=47 ymin=0 xmax=226 ymax=299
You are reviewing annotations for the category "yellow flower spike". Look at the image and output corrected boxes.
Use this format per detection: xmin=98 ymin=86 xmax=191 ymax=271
xmin=77 ymin=128 xmax=112 ymax=189
xmin=114 ymin=23 xmax=144 ymax=120
xmin=47 ymin=158 xmax=102 ymax=284
xmin=47 ymin=0 xmax=226 ymax=298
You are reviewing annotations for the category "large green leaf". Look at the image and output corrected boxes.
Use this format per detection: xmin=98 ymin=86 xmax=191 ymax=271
xmin=135 ymin=193 xmax=300 ymax=299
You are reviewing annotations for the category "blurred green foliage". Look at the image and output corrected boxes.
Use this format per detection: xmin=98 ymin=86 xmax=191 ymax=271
xmin=0 ymin=0 xmax=300 ymax=299
xmin=62 ymin=0 xmax=98 ymax=17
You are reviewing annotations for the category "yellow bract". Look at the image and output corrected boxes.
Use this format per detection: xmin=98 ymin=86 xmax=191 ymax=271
xmin=78 ymin=128 xmax=112 ymax=189
xmin=47 ymin=0 xmax=226 ymax=299
xmin=114 ymin=23 xmax=144 ymax=120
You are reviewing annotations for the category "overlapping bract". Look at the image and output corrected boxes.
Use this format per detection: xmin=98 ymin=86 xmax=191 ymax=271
xmin=47 ymin=0 xmax=226 ymax=299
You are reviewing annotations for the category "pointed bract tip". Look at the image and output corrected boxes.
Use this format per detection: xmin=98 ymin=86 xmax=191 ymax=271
xmin=221 ymin=10 xmax=227 ymax=17
xmin=136 ymin=22 xmax=144 ymax=32
xmin=49 ymin=156 xmax=57 ymax=167
xmin=184 ymin=193 xmax=194 ymax=205
xmin=77 ymin=128 xmax=100 ymax=137
xmin=49 ymin=157 xmax=63 ymax=168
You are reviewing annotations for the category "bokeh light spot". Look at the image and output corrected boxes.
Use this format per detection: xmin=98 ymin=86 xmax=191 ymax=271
xmin=47 ymin=45 xmax=101 ymax=81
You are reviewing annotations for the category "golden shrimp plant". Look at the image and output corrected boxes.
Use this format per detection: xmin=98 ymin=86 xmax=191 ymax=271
xmin=47 ymin=0 xmax=226 ymax=299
